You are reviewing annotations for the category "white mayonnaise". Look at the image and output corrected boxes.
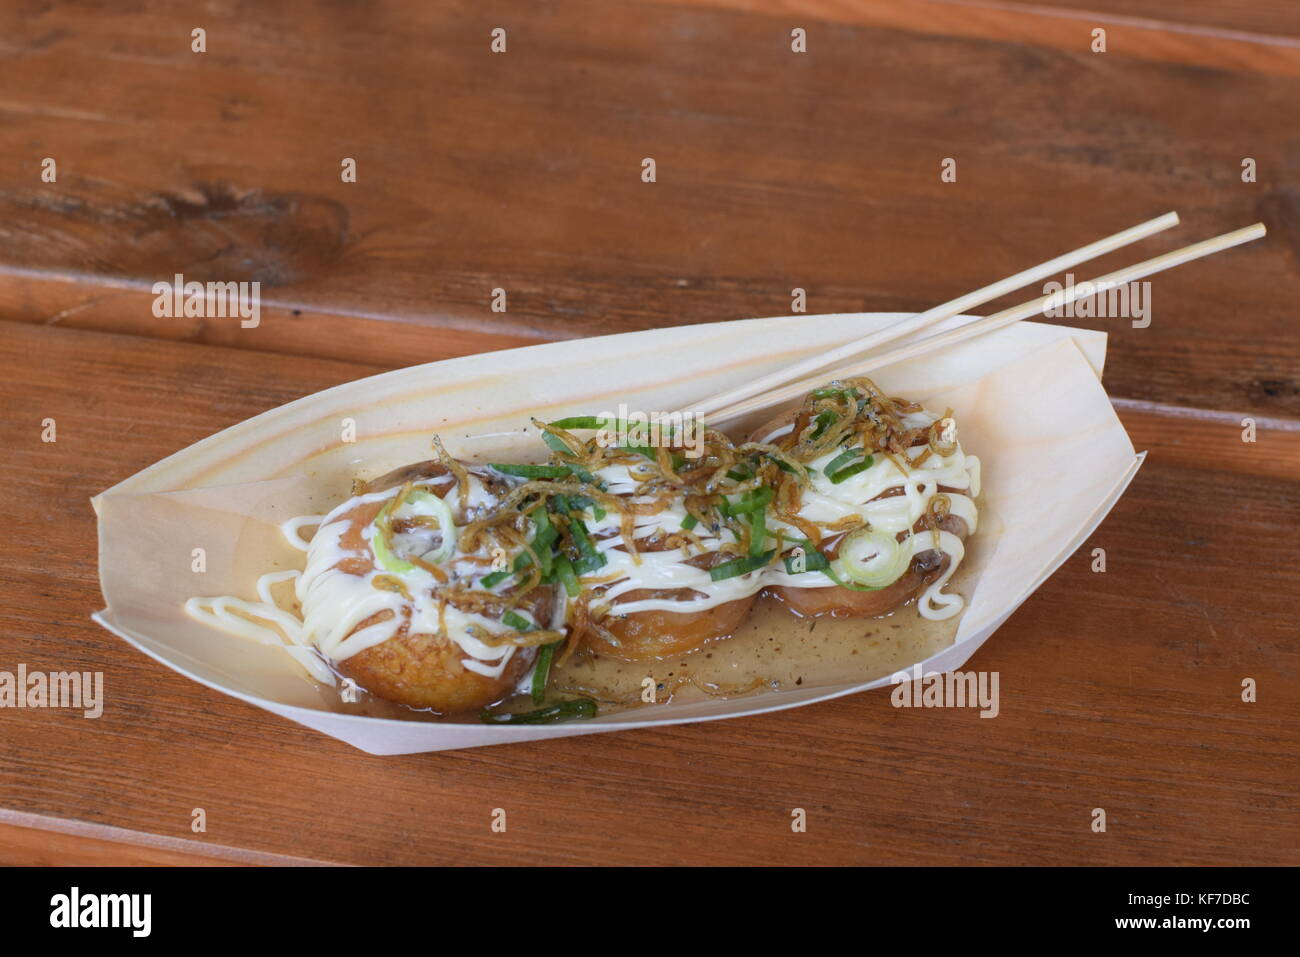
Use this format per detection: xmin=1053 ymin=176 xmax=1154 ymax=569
xmin=585 ymin=410 xmax=979 ymax=621
xmin=761 ymin=409 xmax=980 ymax=619
xmin=186 ymin=472 xmax=534 ymax=682
xmin=187 ymin=405 xmax=982 ymax=690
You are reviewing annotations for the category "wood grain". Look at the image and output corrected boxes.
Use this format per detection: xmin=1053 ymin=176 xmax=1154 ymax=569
xmin=0 ymin=0 xmax=1295 ymax=417
xmin=0 ymin=0 xmax=1295 ymax=867
xmin=966 ymin=0 xmax=1300 ymax=40
xmin=0 ymin=814 xmax=328 ymax=866
xmin=0 ymin=821 xmax=241 ymax=867
xmin=1 ymin=320 xmax=1295 ymax=866
xmin=663 ymin=0 xmax=1300 ymax=66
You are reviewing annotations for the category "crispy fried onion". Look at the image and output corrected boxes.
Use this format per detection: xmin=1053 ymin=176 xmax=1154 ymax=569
xmin=775 ymin=377 xmax=932 ymax=461
xmin=358 ymin=381 xmax=959 ymax=667
xmin=431 ymin=434 xmax=471 ymax=512
xmin=924 ymin=492 xmax=952 ymax=548
xmin=533 ymin=419 xmax=795 ymax=557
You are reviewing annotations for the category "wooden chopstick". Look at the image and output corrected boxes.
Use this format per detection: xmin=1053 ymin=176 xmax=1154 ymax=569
xmin=690 ymin=211 xmax=1181 ymax=418
xmin=704 ymin=222 xmax=1267 ymax=424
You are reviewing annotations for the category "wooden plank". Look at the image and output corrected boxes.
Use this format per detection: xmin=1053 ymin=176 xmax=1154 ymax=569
xmin=0 ymin=0 xmax=1295 ymax=417
xmin=1 ymin=320 xmax=1295 ymax=865
xmin=656 ymin=0 xmax=1300 ymax=67
xmin=973 ymin=0 xmax=1300 ymax=40
xmin=1114 ymin=399 xmax=1300 ymax=483
xmin=2 ymin=270 xmax=544 ymax=368
xmin=0 ymin=820 xmax=241 ymax=867
xmin=0 ymin=814 xmax=327 ymax=866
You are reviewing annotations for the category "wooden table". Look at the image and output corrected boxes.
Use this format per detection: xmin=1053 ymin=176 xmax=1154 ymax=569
xmin=1 ymin=0 xmax=1296 ymax=866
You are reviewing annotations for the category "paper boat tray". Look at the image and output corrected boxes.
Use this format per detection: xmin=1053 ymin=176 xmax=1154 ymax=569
xmin=92 ymin=313 xmax=1141 ymax=754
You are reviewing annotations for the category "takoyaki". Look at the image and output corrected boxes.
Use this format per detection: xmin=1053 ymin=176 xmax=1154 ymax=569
xmin=186 ymin=377 xmax=979 ymax=721
xmin=749 ymin=379 xmax=979 ymax=620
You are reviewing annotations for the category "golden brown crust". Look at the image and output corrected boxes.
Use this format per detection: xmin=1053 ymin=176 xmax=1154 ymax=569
xmin=329 ymin=461 xmax=548 ymax=712
xmin=580 ymin=534 xmax=759 ymax=660
xmin=341 ymin=618 xmax=535 ymax=712
xmin=769 ymin=566 xmax=933 ymax=618
xmin=585 ymin=594 xmax=757 ymax=660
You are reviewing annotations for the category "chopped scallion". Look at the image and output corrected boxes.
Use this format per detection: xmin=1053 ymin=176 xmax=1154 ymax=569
xmin=489 ymin=463 xmax=570 ymax=479
xmin=552 ymin=556 xmax=580 ymax=597
xmin=479 ymin=568 xmax=512 ymax=588
xmin=829 ymin=456 xmax=874 ymax=484
xmin=823 ymin=447 xmax=863 ymax=477
xmin=530 ymin=641 xmax=560 ymax=705
xmin=481 ymin=697 xmax=597 ymax=724
xmin=782 ymin=548 xmax=831 ymax=573
xmin=502 ymin=610 xmax=533 ymax=631
xmin=749 ymin=507 xmax=768 ymax=557
xmin=810 ymin=409 xmax=838 ymax=440
xmin=547 ymin=416 xmax=614 ymax=430
xmin=709 ymin=549 xmax=776 ymax=581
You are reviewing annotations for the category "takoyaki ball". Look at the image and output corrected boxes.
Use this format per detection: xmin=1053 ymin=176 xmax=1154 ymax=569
xmin=750 ymin=406 xmax=972 ymax=619
xmin=323 ymin=459 xmax=548 ymax=712
xmin=339 ymin=588 xmax=550 ymax=713
xmin=583 ymin=540 xmax=758 ymax=660
xmin=362 ymin=459 xmax=453 ymax=494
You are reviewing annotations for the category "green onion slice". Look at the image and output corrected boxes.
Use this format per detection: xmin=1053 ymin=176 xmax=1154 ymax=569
xmin=829 ymin=455 xmax=874 ymax=485
xmin=479 ymin=567 xmax=513 ymax=588
xmin=489 ymin=463 xmax=570 ymax=479
xmin=782 ymin=547 xmax=831 ymax=574
xmin=530 ymin=641 xmax=560 ymax=705
xmin=566 ymin=516 xmax=606 ymax=574
xmin=552 ymin=556 xmax=581 ymax=597
xmin=810 ymin=410 xmax=839 ymax=440
xmin=371 ymin=497 xmax=415 ymax=575
xmin=405 ymin=488 xmax=458 ymax=564
xmin=749 ymin=507 xmax=768 ymax=557
xmin=502 ymin=610 xmax=534 ymax=631
xmin=720 ymin=487 xmax=773 ymax=517
xmin=831 ymin=528 xmax=910 ymax=589
xmin=481 ymin=698 xmax=598 ymax=724
xmin=810 ymin=386 xmax=853 ymax=400
xmin=710 ymin=549 xmax=776 ymax=581
xmin=548 ymin=416 xmax=616 ymax=430
xmin=823 ymin=447 xmax=863 ymax=477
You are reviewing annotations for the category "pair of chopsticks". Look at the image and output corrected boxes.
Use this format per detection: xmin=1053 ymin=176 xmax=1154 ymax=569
xmin=693 ymin=213 xmax=1266 ymax=422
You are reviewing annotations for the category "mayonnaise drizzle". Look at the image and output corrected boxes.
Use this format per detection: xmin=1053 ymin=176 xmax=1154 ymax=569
xmin=760 ymin=408 xmax=980 ymax=619
xmin=583 ymin=409 xmax=980 ymax=621
xmin=185 ymin=405 xmax=981 ymax=689
xmin=183 ymin=571 xmax=335 ymax=685
xmin=185 ymin=473 xmax=534 ymax=683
